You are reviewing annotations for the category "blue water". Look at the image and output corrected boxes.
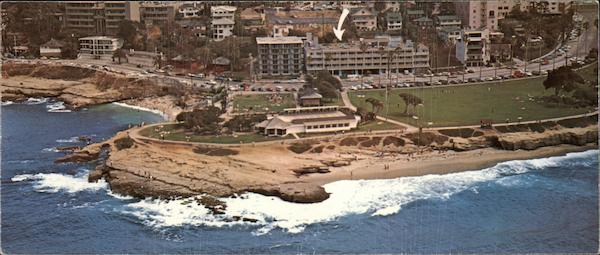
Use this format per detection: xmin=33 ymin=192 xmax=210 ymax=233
xmin=1 ymin=101 xmax=598 ymax=254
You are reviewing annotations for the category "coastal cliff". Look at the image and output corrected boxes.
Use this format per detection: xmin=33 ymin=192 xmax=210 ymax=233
xmin=1 ymin=63 xmax=195 ymax=120
xmin=56 ymin=115 xmax=598 ymax=206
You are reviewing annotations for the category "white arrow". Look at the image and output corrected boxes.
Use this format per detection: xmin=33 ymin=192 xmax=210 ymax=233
xmin=333 ymin=8 xmax=350 ymax=41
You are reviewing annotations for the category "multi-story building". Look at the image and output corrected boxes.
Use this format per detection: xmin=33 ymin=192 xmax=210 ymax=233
xmin=524 ymin=0 xmax=573 ymax=14
xmin=140 ymin=2 xmax=176 ymax=26
xmin=178 ymin=2 xmax=203 ymax=19
xmin=78 ymin=36 xmax=123 ymax=60
xmin=435 ymin=15 xmax=462 ymax=29
xmin=305 ymin=34 xmax=430 ymax=76
xmin=386 ymin=12 xmax=403 ymax=31
xmin=438 ymin=26 xmax=462 ymax=44
xmin=211 ymin=5 xmax=236 ymax=20
xmin=256 ymin=36 xmax=304 ymax=77
xmin=405 ymin=9 xmax=425 ymax=21
xmin=211 ymin=18 xmax=235 ymax=41
xmin=455 ymin=29 xmax=490 ymax=66
xmin=350 ymin=8 xmax=377 ymax=31
xmin=64 ymin=1 xmax=140 ymax=35
xmin=454 ymin=0 xmax=521 ymax=31
xmin=265 ymin=9 xmax=338 ymax=37
xmin=240 ymin=7 xmax=265 ymax=32
xmin=211 ymin=6 xmax=236 ymax=41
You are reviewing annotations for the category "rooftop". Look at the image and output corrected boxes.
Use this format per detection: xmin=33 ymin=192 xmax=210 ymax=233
xmin=211 ymin=18 xmax=235 ymax=25
xmin=436 ymin=15 xmax=460 ymax=21
xmin=256 ymin=36 xmax=303 ymax=45
xmin=79 ymin=36 xmax=120 ymax=41
xmin=386 ymin=12 xmax=402 ymax=21
xmin=211 ymin=5 xmax=237 ymax=12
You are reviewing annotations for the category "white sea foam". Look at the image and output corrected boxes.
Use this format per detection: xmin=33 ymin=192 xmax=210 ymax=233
xmin=56 ymin=136 xmax=80 ymax=143
xmin=118 ymin=150 xmax=598 ymax=234
xmin=46 ymin=101 xmax=71 ymax=113
xmin=112 ymin=102 xmax=168 ymax=120
xmin=1 ymin=101 xmax=14 ymax=106
xmin=24 ymin=97 xmax=48 ymax=105
xmin=11 ymin=173 xmax=107 ymax=193
xmin=42 ymin=147 xmax=60 ymax=153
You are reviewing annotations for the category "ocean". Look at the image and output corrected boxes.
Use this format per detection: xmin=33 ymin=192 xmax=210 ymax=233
xmin=1 ymin=100 xmax=598 ymax=254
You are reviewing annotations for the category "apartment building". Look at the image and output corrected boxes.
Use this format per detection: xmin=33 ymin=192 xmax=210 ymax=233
xmin=64 ymin=1 xmax=140 ymax=35
xmin=454 ymin=1 xmax=511 ymax=31
xmin=211 ymin=18 xmax=235 ymax=41
xmin=435 ymin=15 xmax=462 ymax=29
xmin=350 ymin=8 xmax=377 ymax=31
xmin=386 ymin=12 xmax=403 ymax=31
xmin=256 ymin=36 xmax=304 ymax=77
xmin=211 ymin=6 xmax=236 ymax=41
xmin=140 ymin=2 xmax=176 ymax=26
xmin=455 ymin=29 xmax=490 ymax=67
xmin=305 ymin=34 xmax=430 ymax=76
xmin=178 ymin=2 xmax=203 ymax=19
xmin=525 ymin=0 xmax=573 ymax=14
xmin=211 ymin=5 xmax=236 ymax=20
xmin=78 ymin=36 xmax=123 ymax=60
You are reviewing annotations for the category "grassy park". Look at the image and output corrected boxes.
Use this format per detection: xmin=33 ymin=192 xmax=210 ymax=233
xmin=232 ymin=93 xmax=296 ymax=113
xmin=349 ymin=63 xmax=597 ymax=127
xmin=138 ymin=123 xmax=285 ymax=144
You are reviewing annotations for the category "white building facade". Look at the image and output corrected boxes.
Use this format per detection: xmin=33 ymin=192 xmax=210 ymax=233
xmin=256 ymin=106 xmax=361 ymax=136
xmin=78 ymin=36 xmax=123 ymax=60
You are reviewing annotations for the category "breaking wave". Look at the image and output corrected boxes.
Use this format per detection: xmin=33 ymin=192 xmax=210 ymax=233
xmin=119 ymin=150 xmax=598 ymax=234
xmin=46 ymin=101 xmax=71 ymax=113
xmin=24 ymin=97 xmax=48 ymax=105
xmin=11 ymin=173 xmax=107 ymax=193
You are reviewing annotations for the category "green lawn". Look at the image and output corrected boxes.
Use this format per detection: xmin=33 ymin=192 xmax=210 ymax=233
xmin=356 ymin=120 xmax=402 ymax=131
xmin=139 ymin=123 xmax=285 ymax=144
xmin=232 ymin=93 xmax=296 ymax=113
xmin=349 ymin=63 xmax=598 ymax=127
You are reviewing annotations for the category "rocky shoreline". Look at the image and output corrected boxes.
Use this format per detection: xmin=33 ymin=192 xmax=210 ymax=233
xmin=1 ymin=63 xmax=195 ymax=121
xmin=54 ymin=114 xmax=598 ymax=208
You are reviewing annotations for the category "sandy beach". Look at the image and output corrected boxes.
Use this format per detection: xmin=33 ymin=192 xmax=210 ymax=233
xmin=306 ymin=144 xmax=598 ymax=185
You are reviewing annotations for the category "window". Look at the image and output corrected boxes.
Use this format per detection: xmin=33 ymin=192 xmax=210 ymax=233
xmin=319 ymin=125 xmax=325 ymax=128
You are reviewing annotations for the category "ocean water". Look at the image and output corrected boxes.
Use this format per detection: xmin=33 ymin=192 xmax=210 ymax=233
xmin=1 ymin=101 xmax=598 ymax=254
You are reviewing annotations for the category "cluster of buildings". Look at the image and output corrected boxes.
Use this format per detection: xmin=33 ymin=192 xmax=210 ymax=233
xmin=8 ymin=0 xmax=578 ymax=73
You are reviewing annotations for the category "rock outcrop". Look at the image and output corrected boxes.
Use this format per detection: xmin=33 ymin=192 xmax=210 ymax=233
xmin=497 ymin=125 xmax=598 ymax=150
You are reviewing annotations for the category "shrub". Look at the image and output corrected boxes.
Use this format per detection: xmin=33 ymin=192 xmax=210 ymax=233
xmin=114 ymin=137 xmax=134 ymax=150
xmin=310 ymin=145 xmax=325 ymax=153
xmin=193 ymin=146 xmax=239 ymax=156
xmin=339 ymin=137 xmax=358 ymax=146
xmin=382 ymin=136 xmax=405 ymax=146
xmin=288 ymin=143 xmax=313 ymax=154
xmin=359 ymin=137 xmax=382 ymax=147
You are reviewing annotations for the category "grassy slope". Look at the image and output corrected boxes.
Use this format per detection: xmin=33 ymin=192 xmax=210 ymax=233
xmin=232 ymin=93 xmax=296 ymax=113
xmin=349 ymin=63 xmax=598 ymax=127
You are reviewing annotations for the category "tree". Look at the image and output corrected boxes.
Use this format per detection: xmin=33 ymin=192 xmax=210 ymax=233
xmin=543 ymin=66 xmax=585 ymax=97
xmin=117 ymin=20 xmax=143 ymax=50
xmin=365 ymin=98 xmax=384 ymax=113
xmin=374 ymin=1 xmax=386 ymax=12
xmin=398 ymin=93 xmax=423 ymax=115
xmin=112 ymin=49 xmax=126 ymax=64
xmin=224 ymin=114 xmax=267 ymax=132
xmin=179 ymin=106 xmax=223 ymax=135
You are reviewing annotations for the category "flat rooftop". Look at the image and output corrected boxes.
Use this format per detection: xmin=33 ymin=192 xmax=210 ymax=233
xmin=256 ymin=36 xmax=303 ymax=45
